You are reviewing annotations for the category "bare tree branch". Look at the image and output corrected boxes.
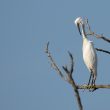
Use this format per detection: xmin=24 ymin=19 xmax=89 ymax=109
xmin=77 ymin=84 xmax=110 ymax=90
xmin=45 ymin=42 xmax=83 ymax=110
xmin=45 ymin=42 xmax=67 ymax=81
xmin=70 ymin=77 xmax=83 ymax=110
xmin=96 ymin=48 xmax=110 ymax=54
xmin=63 ymin=53 xmax=83 ymax=110
xmin=85 ymin=18 xmax=110 ymax=43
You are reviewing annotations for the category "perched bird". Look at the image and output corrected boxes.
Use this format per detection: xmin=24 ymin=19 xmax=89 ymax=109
xmin=75 ymin=17 xmax=97 ymax=86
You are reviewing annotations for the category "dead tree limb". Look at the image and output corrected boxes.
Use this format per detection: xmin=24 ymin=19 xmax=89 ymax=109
xmin=63 ymin=52 xmax=83 ymax=110
xmin=45 ymin=42 xmax=83 ymax=110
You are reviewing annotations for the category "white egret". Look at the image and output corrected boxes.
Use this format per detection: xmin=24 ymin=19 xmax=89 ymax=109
xmin=75 ymin=17 xmax=97 ymax=86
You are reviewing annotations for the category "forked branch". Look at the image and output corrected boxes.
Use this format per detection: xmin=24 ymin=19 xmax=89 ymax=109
xmin=62 ymin=52 xmax=83 ymax=110
xmin=45 ymin=42 xmax=83 ymax=110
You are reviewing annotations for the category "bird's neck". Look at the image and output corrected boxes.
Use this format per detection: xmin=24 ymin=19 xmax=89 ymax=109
xmin=81 ymin=27 xmax=87 ymax=39
xmin=83 ymin=35 xmax=88 ymax=45
xmin=82 ymin=33 xmax=87 ymax=39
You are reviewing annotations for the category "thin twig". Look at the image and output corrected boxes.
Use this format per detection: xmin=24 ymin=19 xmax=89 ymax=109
xmin=96 ymin=48 xmax=110 ymax=54
xmin=45 ymin=42 xmax=66 ymax=81
xmin=77 ymin=84 xmax=110 ymax=89
xmin=68 ymin=51 xmax=74 ymax=74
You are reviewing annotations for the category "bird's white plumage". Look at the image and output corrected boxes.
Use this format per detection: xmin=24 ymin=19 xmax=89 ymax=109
xmin=75 ymin=17 xmax=97 ymax=85
xmin=83 ymin=38 xmax=97 ymax=79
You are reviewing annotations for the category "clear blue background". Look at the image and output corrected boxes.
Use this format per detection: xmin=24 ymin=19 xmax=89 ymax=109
xmin=1 ymin=0 xmax=110 ymax=110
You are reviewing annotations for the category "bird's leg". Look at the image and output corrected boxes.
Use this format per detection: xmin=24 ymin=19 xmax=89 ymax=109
xmin=89 ymin=75 xmax=97 ymax=92
xmin=91 ymin=75 xmax=97 ymax=92
xmin=91 ymin=78 xmax=95 ymax=86
xmin=88 ymin=69 xmax=96 ymax=91
xmin=87 ymin=74 xmax=92 ymax=86
xmin=88 ymin=69 xmax=93 ymax=86
xmin=88 ymin=73 xmax=96 ymax=92
xmin=87 ymin=74 xmax=93 ymax=91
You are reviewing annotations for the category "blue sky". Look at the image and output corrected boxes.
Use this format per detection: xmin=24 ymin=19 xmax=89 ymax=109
xmin=1 ymin=0 xmax=110 ymax=110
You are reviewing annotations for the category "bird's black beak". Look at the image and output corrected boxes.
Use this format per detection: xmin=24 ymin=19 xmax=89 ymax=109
xmin=77 ymin=23 xmax=82 ymax=35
